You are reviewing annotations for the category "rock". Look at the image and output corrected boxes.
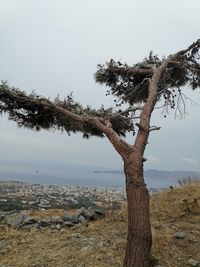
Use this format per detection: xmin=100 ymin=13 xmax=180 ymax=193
xmin=60 ymin=228 xmax=65 ymax=233
xmin=64 ymin=221 xmax=74 ymax=227
xmin=188 ymin=259 xmax=200 ymax=267
xmin=31 ymin=223 xmax=41 ymax=229
xmin=173 ymin=232 xmax=186 ymax=239
xmin=94 ymin=208 xmax=105 ymax=216
xmin=22 ymin=215 xmax=38 ymax=226
xmin=22 ymin=223 xmax=40 ymax=230
xmin=39 ymin=218 xmax=52 ymax=227
xmin=2 ymin=208 xmax=104 ymax=231
xmin=62 ymin=214 xmax=78 ymax=224
xmin=50 ymin=224 xmax=56 ymax=230
xmin=5 ymin=214 xmax=39 ymax=228
xmin=78 ymin=215 xmax=87 ymax=224
xmin=77 ymin=207 xmax=85 ymax=213
xmin=51 ymin=216 xmax=63 ymax=224
xmin=6 ymin=214 xmax=25 ymax=228
xmin=62 ymin=214 xmax=74 ymax=221
xmin=80 ymin=209 xmax=98 ymax=220
xmin=55 ymin=224 xmax=61 ymax=230
xmin=79 ymin=208 xmax=105 ymax=221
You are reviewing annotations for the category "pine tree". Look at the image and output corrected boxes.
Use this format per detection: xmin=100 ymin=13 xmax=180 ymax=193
xmin=0 ymin=40 xmax=200 ymax=267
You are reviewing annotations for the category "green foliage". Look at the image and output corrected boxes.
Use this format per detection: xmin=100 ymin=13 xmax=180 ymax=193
xmin=0 ymin=40 xmax=200 ymax=137
xmin=0 ymin=82 xmax=132 ymax=137
xmin=95 ymin=41 xmax=200 ymax=106
xmin=0 ymin=196 xmax=30 ymax=211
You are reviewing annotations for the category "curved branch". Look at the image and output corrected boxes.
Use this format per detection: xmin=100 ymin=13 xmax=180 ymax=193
xmin=0 ymin=83 xmax=133 ymax=157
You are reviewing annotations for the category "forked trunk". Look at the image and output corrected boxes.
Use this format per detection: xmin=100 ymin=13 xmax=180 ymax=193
xmin=123 ymin=156 xmax=152 ymax=267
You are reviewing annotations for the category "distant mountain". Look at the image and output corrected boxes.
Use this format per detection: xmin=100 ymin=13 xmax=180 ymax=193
xmin=94 ymin=169 xmax=200 ymax=179
xmin=145 ymin=169 xmax=200 ymax=179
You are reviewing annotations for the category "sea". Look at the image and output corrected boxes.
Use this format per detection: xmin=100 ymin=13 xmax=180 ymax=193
xmin=0 ymin=168 xmax=179 ymax=190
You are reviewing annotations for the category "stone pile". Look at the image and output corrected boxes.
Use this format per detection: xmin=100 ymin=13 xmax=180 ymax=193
xmin=0 ymin=208 xmax=105 ymax=230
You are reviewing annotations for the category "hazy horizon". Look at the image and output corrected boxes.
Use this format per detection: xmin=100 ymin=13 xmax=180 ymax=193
xmin=0 ymin=158 xmax=199 ymax=188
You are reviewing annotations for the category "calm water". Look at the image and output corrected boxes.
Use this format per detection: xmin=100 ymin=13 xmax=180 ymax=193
xmin=0 ymin=169 xmax=179 ymax=189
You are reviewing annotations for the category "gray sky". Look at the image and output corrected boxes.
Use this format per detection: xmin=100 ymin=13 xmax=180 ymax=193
xmin=0 ymin=0 xmax=200 ymax=172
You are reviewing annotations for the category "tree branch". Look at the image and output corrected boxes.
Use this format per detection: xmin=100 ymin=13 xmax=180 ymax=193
xmin=126 ymin=67 xmax=153 ymax=76
xmin=52 ymin=104 xmax=134 ymax=157
xmin=149 ymin=126 xmax=161 ymax=132
xmin=120 ymin=105 xmax=144 ymax=115
xmin=175 ymin=39 xmax=200 ymax=56
xmin=0 ymin=83 xmax=133 ymax=157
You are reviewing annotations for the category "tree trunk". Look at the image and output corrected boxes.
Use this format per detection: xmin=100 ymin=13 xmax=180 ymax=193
xmin=123 ymin=156 xmax=152 ymax=267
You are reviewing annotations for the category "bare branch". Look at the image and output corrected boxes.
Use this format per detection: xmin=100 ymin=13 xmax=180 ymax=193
xmin=149 ymin=126 xmax=161 ymax=132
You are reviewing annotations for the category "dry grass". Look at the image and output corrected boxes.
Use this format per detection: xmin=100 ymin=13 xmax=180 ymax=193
xmin=0 ymin=218 xmax=126 ymax=267
xmin=150 ymin=181 xmax=200 ymax=267
xmin=0 ymin=181 xmax=200 ymax=267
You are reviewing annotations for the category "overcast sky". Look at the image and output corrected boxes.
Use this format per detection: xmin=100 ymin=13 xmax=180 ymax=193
xmin=0 ymin=0 xmax=200 ymax=174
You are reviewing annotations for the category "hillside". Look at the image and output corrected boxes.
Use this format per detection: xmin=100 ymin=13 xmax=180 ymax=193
xmin=0 ymin=181 xmax=200 ymax=267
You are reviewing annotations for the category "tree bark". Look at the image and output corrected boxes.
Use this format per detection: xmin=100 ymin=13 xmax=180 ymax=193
xmin=122 ymin=64 xmax=167 ymax=267
xmin=123 ymin=155 xmax=152 ymax=267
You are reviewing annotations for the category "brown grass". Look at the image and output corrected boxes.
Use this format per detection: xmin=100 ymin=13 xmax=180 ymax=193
xmin=150 ymin=181 xmax=200 ymax=267
xmin=0 ymin=181 xmax=200 ymax=267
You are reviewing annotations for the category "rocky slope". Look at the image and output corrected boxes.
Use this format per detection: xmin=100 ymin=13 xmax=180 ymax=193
xmin=0 ymin=181 xmax=200 ymax=267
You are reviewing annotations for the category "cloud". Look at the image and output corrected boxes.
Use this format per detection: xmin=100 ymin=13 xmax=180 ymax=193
xmin=147 ymin=156 xmax=161 ymax=164
xmin=181 ymin=158 xmax=199 ymax=165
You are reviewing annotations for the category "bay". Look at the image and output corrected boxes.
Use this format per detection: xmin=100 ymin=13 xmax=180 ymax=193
xmin=0 ymin=169 xmax=179 ymax=189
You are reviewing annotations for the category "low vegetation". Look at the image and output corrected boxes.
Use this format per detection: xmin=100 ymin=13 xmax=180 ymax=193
xmin=0 ymin=180 xmax=200 ymax=267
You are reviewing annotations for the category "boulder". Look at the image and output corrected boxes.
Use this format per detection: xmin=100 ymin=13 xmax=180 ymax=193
xmin=6 ymin=214 xmax=25 ymax=228
xmin=51 ymin=216 xmax=63 ymax=224
xmin=2 ymin=208 xmax=105 ymax=230
xmin=22 ymin=223 xmax=40 ymax=230
xmin=22 ymin=215 xmax=38 ymax=226
xmin=5 ymin=214 xmax=39 ymax=228
xmin=188 ymin=259 xmax=200 ymax=267
xmin=80 ymin=209 xmax=98 ymax=220
xmin=78 ymin=215 xmax=87 ymax=224
xmin=62 ymin=214 xmax=78 ymax=224
xmin=39 ymin=218 xmax=52 ymax=227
